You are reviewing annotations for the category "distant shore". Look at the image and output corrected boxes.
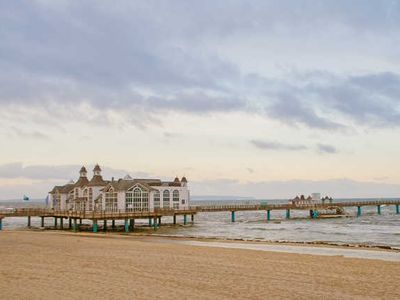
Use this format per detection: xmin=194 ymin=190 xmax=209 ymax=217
xmin=1 ymin=231 xmax=399 ymax=299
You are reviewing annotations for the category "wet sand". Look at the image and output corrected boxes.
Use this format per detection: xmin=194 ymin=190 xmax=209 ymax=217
xmin=1 ymin=231 xmax=399 ymax=300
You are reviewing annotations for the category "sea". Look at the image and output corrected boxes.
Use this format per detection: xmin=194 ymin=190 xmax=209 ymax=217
xmin=1 ymin=198 xmax=400 ymax=249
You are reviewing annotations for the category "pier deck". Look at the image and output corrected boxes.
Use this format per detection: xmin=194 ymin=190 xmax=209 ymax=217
xmin=0 ymin=199 xmax=399 ymax=231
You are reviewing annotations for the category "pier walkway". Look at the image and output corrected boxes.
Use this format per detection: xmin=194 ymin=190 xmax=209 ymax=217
xmin=0 ymin=199 xmax=399 ymax=232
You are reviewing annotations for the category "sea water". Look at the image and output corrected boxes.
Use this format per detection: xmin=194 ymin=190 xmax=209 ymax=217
xmin=1 ymin=198 xmax=400 ymax=249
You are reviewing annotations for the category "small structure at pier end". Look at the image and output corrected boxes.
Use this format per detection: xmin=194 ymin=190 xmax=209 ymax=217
xmin=48 ymin=165 xmax=190 ymax=213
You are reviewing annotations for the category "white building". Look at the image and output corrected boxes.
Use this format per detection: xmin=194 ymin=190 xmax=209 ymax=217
xmin=49 ymin=165 xmax=190 ymax=212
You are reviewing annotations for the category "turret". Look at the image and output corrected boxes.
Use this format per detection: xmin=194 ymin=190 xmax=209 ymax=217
xmin=93 ymin=164 xmax=102 ymax=176
xmin=181 ymin=176 xmax=187 ymax=187
xmin=79 ymin=166 xmax=87 ymax=178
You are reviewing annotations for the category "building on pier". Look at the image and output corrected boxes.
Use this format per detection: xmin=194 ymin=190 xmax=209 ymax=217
xmin=49 ymin=165 xmax=190 ymax=212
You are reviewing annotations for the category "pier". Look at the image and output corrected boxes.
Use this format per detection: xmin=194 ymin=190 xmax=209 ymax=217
xmin=0 ymin=199 xmax=399 ymax=232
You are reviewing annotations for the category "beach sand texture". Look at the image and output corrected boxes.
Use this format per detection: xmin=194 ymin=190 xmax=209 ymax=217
xmin=1 ymin=231 xmax=399 ymax=300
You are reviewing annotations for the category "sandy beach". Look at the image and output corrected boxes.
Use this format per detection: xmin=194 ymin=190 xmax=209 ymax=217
xmin=1 ymin=231 xmax=399 ymax=300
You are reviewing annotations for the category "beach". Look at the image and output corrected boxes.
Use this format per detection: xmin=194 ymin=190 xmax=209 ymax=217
xmin=1 ymin=231 xmax=399 ymax=299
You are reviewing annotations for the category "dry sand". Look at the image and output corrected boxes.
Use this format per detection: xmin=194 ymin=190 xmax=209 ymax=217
xmin=1 ymin=231 xmax=399 ymax=300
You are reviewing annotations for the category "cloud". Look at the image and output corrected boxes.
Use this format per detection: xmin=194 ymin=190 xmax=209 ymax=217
xmin=317 ymin=144 xmax=337 ymax=154
xmin=251 ymin=140 xmax=308 ymax=151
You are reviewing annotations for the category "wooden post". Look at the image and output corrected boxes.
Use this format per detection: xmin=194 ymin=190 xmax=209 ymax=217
xmin=267 ymin=210 xmax=271 ymax=221
xmin=148 ymin=218 xmax=152 ymax=227
xmin=93 ymin=220 xmax=98 ymax=233
xmin=173 ymin=215 xmax=176 ymax=225
xmin=286 ymin=209 xmax=290 ymax=219
xmin=60 ymin=217 xmax=64 ymax=229
xmin=231 ymin=211 xmax=236 ymax=222
xmin=357 ymin=206 xmax=362 ymax=217
xmin=73 ymin=218 xmax=77 ymax=232
xmin=191 ymin=214 xmax=194 ymax=223
xmin=377 ymin=205 xmax=381 ymax=215
xmin=396 ymin=204 xmax=400 ymax=215
xmin=79 ymin=218 xmax=82 ymax=225
xmin=27 ymin=216 xmax=31 ymax=227
xmin=103 ymin=220 xmax=107 ymax=231
xmin=41 ymin=216 xmax=45 ymax=227
xmin=183 ymin=215 xmax=188 ymax=225
xmin=158 ymin=217 xmax=161 ymax=226
xmin=69 ymin=218 xmax=72 ymax=229
xmin=112 ymin=220 xmax=116 ymax=229
xmin=54 ymin=217 xmax=58 ymax=228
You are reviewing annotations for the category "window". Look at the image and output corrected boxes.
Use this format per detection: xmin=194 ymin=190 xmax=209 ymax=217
xmin=105 ymin=189 xmax=118 ymax=212
xmin=53 ymin=193 xmax=61 ymax=210
xmin=154 ymin=191 xmax=160 ymax=208
xmin=125 ymin=186 xmax=149 ymax=212
xmin=173 ymin=190 xmax=179 ymax=209
xmin=163 ymin=190 xmax=170 ymax=209
xmin=88 ymin=188 xmax=93 ymax=211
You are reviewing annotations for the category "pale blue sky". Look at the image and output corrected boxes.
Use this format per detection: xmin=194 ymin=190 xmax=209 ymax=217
xmin=1 ymin=1 xmax=400 ymax=199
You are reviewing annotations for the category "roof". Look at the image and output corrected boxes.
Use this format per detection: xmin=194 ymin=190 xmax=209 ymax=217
xmin=87 ymin=175 xmax=108 ymax=187
xmin=80 ymin=166 xmax=87 ymax=173
xmin=93 ymin=164 xmax=102 ymax=172
xmin=102 ymin=179 xmax=158 ymax=192
xmin=49 ymin=183 xmax=75 ymax=194
xmin=181 ymin=176 xmax=187 ymax=183
xmin=74 ymin=176 xmax=89 ymax=187
xmin=174 ymin=177 xmax=180 ymax=183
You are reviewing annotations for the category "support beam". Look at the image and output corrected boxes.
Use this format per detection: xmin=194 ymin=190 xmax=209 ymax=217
xmin=124 ymin=219 xmax=129 ymax=233
xmin=41 ymin=216 xmax=45 ymax=227
xmin=286 ymin=209 xmax=291 ymax=219
xmin=173 ymin=215 xmax=176 ymax=225
xmin=396 ymin=204 xmax=400 ymax=215
xmin=103 ymin=220 xmax=107 ymax=231
xmin=267 ymin=210 xmax=271 ymax=221
xmin=231 ymin=211 xmax=236 ymax=222
xmin=183 ymin=215 xmax=188 ymax=225
xmin=377 ymin=205 xmax=381 ymax=215
xmin=93 ymin=220 xmax=98 ymax=233
xmin=357 ymin=206 xmax=362 ymax=217
xmin=60 ymin=217 xmax=64 ymax=229
xmin=27 ymin=216 xmax=31 ymax=227
xmin=73 ymin=218 xmax=77 ymax=232
xmin=112 ymin=220 xmax=116 ymax=229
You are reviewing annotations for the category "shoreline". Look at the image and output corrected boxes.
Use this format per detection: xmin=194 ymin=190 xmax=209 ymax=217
xmin=7 ymin=226 xmax=400 ymax=253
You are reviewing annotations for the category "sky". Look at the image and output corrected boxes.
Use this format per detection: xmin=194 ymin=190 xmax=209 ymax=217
xmin=1 ymin=0 xmax=400 ymax=200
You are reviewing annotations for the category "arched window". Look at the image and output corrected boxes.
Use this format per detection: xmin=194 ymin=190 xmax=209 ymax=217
xmin=163 ymin=190 xmax=170 ymax=208
xmin=105 ymin=188 xmax=118 ymax=212
xmin=173 ymin=190 xmax=179 ymax=209
xmin=125 ymin=186 xmax=149 ymax=212
xmin=154 ymin=191 xmax=160 ymax=208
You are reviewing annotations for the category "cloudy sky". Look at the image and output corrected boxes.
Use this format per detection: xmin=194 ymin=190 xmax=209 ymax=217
xmin=1 ymin=0 xmax=400 ymax=200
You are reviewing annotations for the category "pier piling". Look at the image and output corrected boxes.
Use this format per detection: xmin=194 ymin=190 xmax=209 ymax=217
xmin=183 ymin=214 xmax=188 ymax=225
xmin=93 ymin=220 xmax=98 ymax=233
xmin=73 ymin=218 xmax=77 ymax=232
xmin=286 ymin=209 xmax=291 ymax=219
xmin=377 ymin=205 xmax=381 ymax=215
xmin=129 ymin=219 xmax=135 ymax=230
xmin=27 ymin=216 xmax=31 ymax=227
xmin=54 ymin=217 xmax=57 ymax=228
xmin=153 ymin=217 xmax=158 ymax=230
xmin=103 ymin=220 xmax=107 ymax=231
xmin=41 ymin=216 xmax=44 ymax=227
xmin=231 ymin=211 xmax=236 ymax=222
xmin=158 ymin=216 xmax=161 ymax=225
xmin=68 ymin=218 xmax=72 ymax=229
xmin=357 ymin=206 xmax=362 ymax=217
xmin=124 ymin=219 xmax=129 ymax=232
xmin=396 ymin=204 xmax=400 ymax=214
xmin=0 ymin=218 xmax=2 ymax=230
xmin=191 ymin=214 xmax=194 ymax=223
xmin=112 ymin=220 xmax=115 ymax=229
xmin=173 ymin=215 xmax=176 ymax=225
xmin=60 ymin=218 xmax=64 ymax=229
xmin=148 ymin=218 xmax=152 ymax=227
xmin=267 ymin=210 xmax=271 ymax=221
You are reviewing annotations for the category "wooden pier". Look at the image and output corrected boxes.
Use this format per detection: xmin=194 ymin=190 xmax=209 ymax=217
xmin=0 ymin=199 xmax=399 ymax=232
